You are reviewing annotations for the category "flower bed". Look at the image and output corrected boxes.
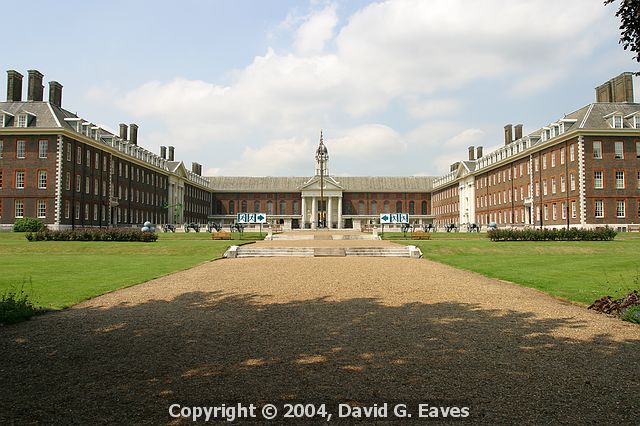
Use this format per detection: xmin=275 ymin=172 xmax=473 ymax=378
xmin=25 ymin=228 xmax=158 ymax=242
xmin=487 ymin=227 xmax=616 ymax=241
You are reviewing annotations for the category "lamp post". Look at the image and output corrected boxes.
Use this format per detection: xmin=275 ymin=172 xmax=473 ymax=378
xmin=316 ymin=130 xmax=328 ymax=228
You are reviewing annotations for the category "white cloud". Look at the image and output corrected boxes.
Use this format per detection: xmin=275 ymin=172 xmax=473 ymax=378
xmin=106 ymin=0 xmax=615 ymax=176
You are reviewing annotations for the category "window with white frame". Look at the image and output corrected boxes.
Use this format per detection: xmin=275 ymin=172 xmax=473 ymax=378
xmin=595 ymin=200 xmax=604 ymax=218
xmin=613 ymin=115 xmax=623 ymax=128
xmin=16 ymin=140 xmax=25 ymax=159
xmin=95 ymin=153 xmax=100 ymax=169
xmin=94 ymin=204 xmax=98 ymax=221
xmin=66 ymin=143 xmax=72 ymax=161
xmin=637 ymin=171 xmax=640 ymax=189
xmin=543 ymin=155 xmax=547 ymax=169
xmin=14 ymin=199 xmax=24 ymax=218
xmin=17 ymin=114 xmax=27 ymax=128
xmin=77 ymin=147 xmax=82 ymax=164
xmin=0 ymin=140 xmax=3 ymax=159
xmin=636 ymin=142 xmax=640 ymax=159
xmin=544 ymin=204 xmax=549 ymax=220
xmin=570 ymin=144 xmax=575 ymax=162
xmin=65 ymin=172 xmax=71 ymax=191
xmin=543 ymin=180 xmax=548 ymax=196
xmin=552 ymin=203 xmax=557 ymax=220
xmin=0 ymin=170 xmax=2 ymax=189
xmin=561 ymin=202 xmax=566 ymax=220
xmin=551 ymin=177 xmax=556 ymax=194
xmin=85 ymin=177 xmax=90 ymax=194
xmin=76 ymin=175 xmax=81 ymax=192
xmin=593 ymin=141 xmax=604 ymax=159
xmin=37 ymin=140 xmax=48 ymax=158
xmin=614 ymin=142 xmax=624 ymax=159
xmin=560 ymin=148 xmax=565 ymax=165
xmin=616 ymin=171 xmax=625 ymax=189
xmin=560 ymin=175 xmax=565 ymax=192
xmin=75 ymin=202 xmax=80 ymax=220
xmin=570 ymin=173 xmax=576 ymax=191
xmin=571 ymin=201 xmax=577 ymax=219
xmin=94 ymin=178 xmax=99 ymax=195
xmin=551 ymin=152 xmax=556 ymax=167
xmin=101 ymin=205 xmax=106 ymax=221
xmin=85 ymin=203 xmax=89 ymax=221
xmin=86 ymin=150 xmax=90 ymax=166
xmin=15 ymin=171 xmax=25 ymax=189
xmin=37 ymin=200 xmax=46 ymax=218
xmin=594 ymin=171 xmax=603 ymax=189
xmin=38 ymin=170 xmax=47 ymax=189
xmin=616 ymin=200 xmax=625 ymax=218
xmin=64 ymin=200 xmax=70 ymax=219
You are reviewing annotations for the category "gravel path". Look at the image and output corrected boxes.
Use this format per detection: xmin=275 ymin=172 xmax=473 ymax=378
xmin=1 ymin=252 xmax=638 ymax=424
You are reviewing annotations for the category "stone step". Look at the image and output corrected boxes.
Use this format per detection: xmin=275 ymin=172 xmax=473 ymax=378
xmin=313 ymin=248 xmax=346 ymax=257
xmin=228 ymin=245 xmax=421 ymax=259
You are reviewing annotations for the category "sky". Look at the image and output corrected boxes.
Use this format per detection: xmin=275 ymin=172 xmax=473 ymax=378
xmin=3 ymin=0 xmax=639 ymax=177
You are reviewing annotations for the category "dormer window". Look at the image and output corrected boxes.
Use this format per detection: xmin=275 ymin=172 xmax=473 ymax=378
xmin=613 ymin=115 xmax=623 ymax=128
xmin=17 ymin=114 xmax=27 ymax=128
xmin=635 ymin=116 xmax=640 ymax=129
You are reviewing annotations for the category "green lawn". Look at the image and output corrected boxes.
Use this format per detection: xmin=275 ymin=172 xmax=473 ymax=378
xmin=397 ymin=233 xmax=640 ymax=305
xmin=0 ymin=232 xmax=258 ymax=310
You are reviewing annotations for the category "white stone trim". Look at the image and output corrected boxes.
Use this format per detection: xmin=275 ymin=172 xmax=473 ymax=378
xmin=577 ymin=136 xmax=586 ymax=226
xmin=54 ymin=135 xmax=64 ymax=225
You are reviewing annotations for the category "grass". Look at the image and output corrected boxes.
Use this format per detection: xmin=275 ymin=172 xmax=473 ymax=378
xmin=393 ymin=232 xmax=640 ymax=305
xmin=0 ymin=232 xmax=261 ymax=310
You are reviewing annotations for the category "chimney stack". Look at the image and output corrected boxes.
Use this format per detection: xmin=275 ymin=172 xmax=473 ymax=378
xmin=48 ymin=81 xmax=63 ymax=107
xmin=27 ymin=70 xmax=44 ymax=101
xmin=192 ymin=162 xmax=202 ymax=176
xmin=168 ymin=146 xmax=175 ymax=161
xmin=468 ymin=146 xmax=475 ymax=161
xmin=514 ymin=124 xmax=523 ymax=140
xmin=160 ymin=146 xmax=167 ymax=159
xmin=6 ymin=70 xmax=23 ymax=101
xmin=476 ymin=146 xmax=483 ymax=159
xmin=129 ymin=123 xmax=138 ymax=145
xmin=119 ymin=123 xmax=128 ymax=141
xmin=595 ymin=72 xmax=634 ymax=103
xmin=504 ymin=124 xmax=513 ymax=146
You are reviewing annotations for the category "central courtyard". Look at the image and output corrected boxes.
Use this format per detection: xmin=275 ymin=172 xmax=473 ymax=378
xmin=1 ymin=233 xmax=638 ymax=424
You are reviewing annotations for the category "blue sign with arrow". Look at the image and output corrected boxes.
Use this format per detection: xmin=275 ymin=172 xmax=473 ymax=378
xmin=379 ymin=213 xmax=409 ymax=224
xmin=237 ymin=213 xmax=268 ymax=224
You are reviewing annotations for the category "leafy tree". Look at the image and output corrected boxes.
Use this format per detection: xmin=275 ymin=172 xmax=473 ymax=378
xmin=605 ymin=0 xmax=640 ymax=71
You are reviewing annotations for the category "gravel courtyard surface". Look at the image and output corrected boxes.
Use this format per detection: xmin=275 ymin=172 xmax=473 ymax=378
xmin=1 ymin=253 xmax=639 ymax=424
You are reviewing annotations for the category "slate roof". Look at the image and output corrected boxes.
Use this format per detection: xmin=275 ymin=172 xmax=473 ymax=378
xmin=207 ymin=176 xmax=434 ymax=192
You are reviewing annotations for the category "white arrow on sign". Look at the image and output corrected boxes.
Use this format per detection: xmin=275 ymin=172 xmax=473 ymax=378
xmin=237 ymin=213 xmax=267 ymax=224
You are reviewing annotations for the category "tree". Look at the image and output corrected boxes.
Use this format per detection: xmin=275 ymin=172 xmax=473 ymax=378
xmin=605 ymin=0 xmax=640 ymax=71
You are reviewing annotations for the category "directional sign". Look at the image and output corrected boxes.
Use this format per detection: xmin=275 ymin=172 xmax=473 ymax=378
xmin=380 ymin=213 xmax=409 ymax=224
xmin=236 ymin=213 xmax=267 ymax=224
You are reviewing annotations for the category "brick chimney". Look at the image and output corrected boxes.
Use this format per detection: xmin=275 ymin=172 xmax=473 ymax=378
xmin=119 ymin=124 xmax=128 ymax=141
xmin=468 ymin=146 xmax=475 ymax=161
xmin=27 ymin=70 xmax=44 ymax=101
xmin=192 ymin=162 xmax=201 ymax=176
xmin=129 ymin=123 xmax=138 ymax=145
xmin=160 ymin=146 xmax=167 ymax=159
xmin=476 ymin=146 xmax=483 ymax=159
xmin=514 ymin=124 xmax=523 ymax=140
xmin=48 ymin=81 xmax=63 ymax=107
xmin=168 ymin=146 xmax=175 ymax=161
xmin=504 ymin=124 xmax=513 ymax=145
xmin=6 ymin=70 xmax=23 ymax=101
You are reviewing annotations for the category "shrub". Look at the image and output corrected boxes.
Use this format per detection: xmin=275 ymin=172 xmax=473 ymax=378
xmin=488 ymin=227 xmax=617 ymax=242
xmin=13 ymin=217 xmax=46 ymax=232
xmin=0 ymin=285 xmax=40 ymax=325
xmin=25 ymin=228 xmax=158 ymax=242
xmin=621 ymin=305 xmax=640 ymax=324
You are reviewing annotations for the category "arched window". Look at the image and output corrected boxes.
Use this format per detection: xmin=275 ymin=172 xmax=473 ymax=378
xmin=396 ymin=201 xmax=403 ymax=213
xmin=254 ymin=200 xmax=260 ymax=212
xmin=241 ymin=200 xmax=247 ymax=212
xmin=383 ymin=200 xmax=390 ymax=213
xmin=358 ymin=200 xmax=365 ymax=215
xmin=293 ymin=200 xmax=299 ymax=215
xmin=217 ymin=200 xmax=223 ymax=214
xmin=371 ymin=200 xmax=377 ymax=215
xmin=267 ymin=200 xmax=273 ymax=215
xmin=409 ymin=201 xmax=415 ymax=215
xmin=229 ymin=200 xmax=235 ymax=215
xmin=421 ymin=201 xmax=428 ymax=215
xmin=279 ymin=200 xmax=286 ymax=215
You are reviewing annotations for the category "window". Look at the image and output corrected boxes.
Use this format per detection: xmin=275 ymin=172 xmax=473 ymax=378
xmin=551 ymin=178 xmax=556 ymax=194
xmin=570 ymin=144 xmax=575 ymax=162
xmin=616 ymin=201 xmax=625 ymax=218
xmin=0 ymin=170 xmax=2 ymax=189
xmin=409 ymin=201 xmax=415 ymax=215
xmin=16 ymin=140 xmax=25 ymax=159
xmin=571 ymin=201 xmax=577 ymax=219
xmin=279 ymin=200 xmax=285 ymax=215
xmin=613 ymin=115 xmax=623 ymax=128
xmin=77 ymin=147 xmax=82 ymax=164
xmin=95 ymin=154 xmax=100 ymax=169
xmin=384 ymin=200 xmax=390 ymax=213
xmin=570 ymin=174 xmax=576 ymax=191
xmin=594 ymin=171 xmax=603 ymax=189
xmin=103 ymin=156 xmax=107 ymax=171
xmin=560 ymin=148 xmax=565 ymax=165
xmin=15 ymin=171 xmax=25 ymax=189
xmin=94 ymin=178 xmax=99 ymax=195
xmin=561 ymin=202 xmax=566 ymax=220
xmin=65 ymin=172 xmax=71 ymax=191
xmin=637 ymin=171 xmax=640 ymax=189
xmin=86 ymin=150 xmax=91 ymax=166
xmin=292 ymin=200 xmax=299 ymax=215
xmin=593 ymin=141 xmax=602 ymax=159
xmin=17 ymin=114 xmax=27 ymax=128
xmin=76 ymin=175 xmax=81 ymax=192
xmin=38 ymin=170 xmax=47 ymax=189
xmin=86 ymin=177 xmax=90 ymax=194
xmin=39 ymin=140 xmax=48 ymax=158
xmin=85 ymin=204 xmax=89 ymax=221
xmin=535 ymin=158 xmax=539 ymax=172
xmin=0 ymin=140 xmax=3 ymax=158
xmin=635 ymin=116 xmax=640 ymax=129
xmin=358 ymin=200 xmax=365 ymax=215
xmin=254 ymin=200 xmax=260 ymax=213
xmin=396 ymin=201 xmax=402 ymax=213
xmin=229 ymin=200 xmax=235 ymax=215
xmin=551 ymin=152 xmax=556 ymax=167
xmin=615 ymin=142 xmax=624 ymax=159
xmin=94 ymin=204 xmax=98 ymax=221
xmin=542 ymin=155 xmax=547 ymax=170
xmin=552 ymin=203 xmax=557 ymax=220
xmin=560 ymin=175 xmax=565 ymax=193
xmin=595 ymin=200 xmax=604 ymax=218
xmin=67 ymin=143 xmax=72 ymax=161
xmin=422 ymin=201 xmax=428 ymax=215
xmin=65 ymin=200 xmax=70 ymax=219
xmin=267 ymin=200 xmax=273 ymax=215
xmin=544 ymin=204 xmax=548 ymax=221
xmin=101 ymin=205 xmax=106 ymax=221
xmin=37 ymin=200 xmax=46 ymax=218
xmin=616 ymin=171 xmax=625 ymax=189
xmin=543 ymin=180 xmax=548 ymax=196
xmin=14 ymin=200 xmax=24 ymax=218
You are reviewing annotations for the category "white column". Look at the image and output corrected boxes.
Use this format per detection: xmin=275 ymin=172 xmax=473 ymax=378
xmin=337 ymin=196 xmax=342 ymax=229
xmin=328 ymin=197 xmax=333 ymax=229
xmin=311 ymin=197 xmax=317 ymax=229
xmin=301 ymin=196 xmax=307 ymax=227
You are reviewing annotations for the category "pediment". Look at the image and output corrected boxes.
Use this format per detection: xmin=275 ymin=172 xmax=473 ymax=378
xmin=300 ymin=175 xmax=344 ymax=191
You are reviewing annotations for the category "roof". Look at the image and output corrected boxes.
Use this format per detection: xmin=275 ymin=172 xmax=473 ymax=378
xmin=207 ymin=176 xmax=434 ymax=192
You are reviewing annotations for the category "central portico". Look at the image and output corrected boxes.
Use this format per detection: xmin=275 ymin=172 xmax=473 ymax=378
xmin=300 ymin=175 xmax=343 ymax=229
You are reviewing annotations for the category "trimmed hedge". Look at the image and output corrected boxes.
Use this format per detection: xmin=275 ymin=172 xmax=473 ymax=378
xmin=488 ymin=227 xmax=617 ymax=242
xmin=13 ymin=217 xmax=46 ymax=232
xmin=25 ymin=228 xmax=158 ymax=242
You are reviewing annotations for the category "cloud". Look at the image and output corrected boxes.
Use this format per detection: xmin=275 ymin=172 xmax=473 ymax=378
xmin=106 ymin=0 xmax=615 ymax=176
